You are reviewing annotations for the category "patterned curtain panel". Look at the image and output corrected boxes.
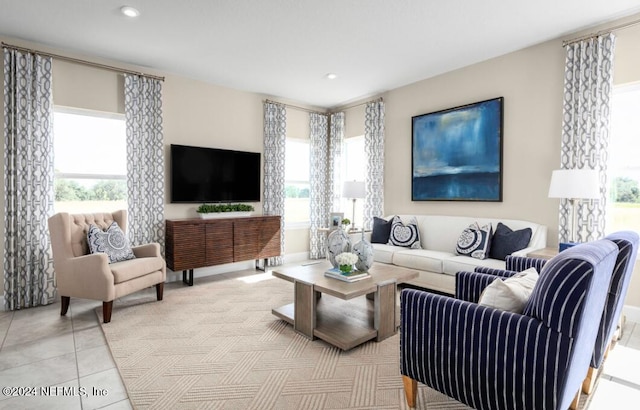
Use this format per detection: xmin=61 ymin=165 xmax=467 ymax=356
xmin=263 ymin=102 xmax=286 ymax=266
xmin=329 ymin=112 xmax=345 ymax=213
xmin=124 ymin=74 xmax=165 ymax=249
xmin=309 ymin=113 xmax=329 ymax=259
xmin=3 ymin=49 xmax=55 ymax=309
xmin=364 ymin=100 xmax=385 ymax=230
xmin=560 ymin=34 xmax=616 ymax=243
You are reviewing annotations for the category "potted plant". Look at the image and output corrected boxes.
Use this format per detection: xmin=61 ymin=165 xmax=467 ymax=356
xmin=341 ymin=218 xmax=351 ymax=230
xmin=196 ymin=203 xmax=255 ymax=219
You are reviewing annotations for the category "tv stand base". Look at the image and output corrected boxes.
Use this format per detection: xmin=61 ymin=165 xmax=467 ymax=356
xmin=182 ymin=269 xmax=194 ymax=286
xmin=255 ymin=258 xmax=268 ymax=271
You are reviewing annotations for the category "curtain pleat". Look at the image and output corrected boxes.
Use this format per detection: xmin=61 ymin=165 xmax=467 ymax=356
xmin=364 ymin=101 xmax=385 ymax=230
xmin=124 ymin=75 xmax=165 ymax=248
xmin=263 ymin=102 xmax=286 ymax=266
xmin=560 ymin=34 xmax=615 ymax=243
xmin=309 ymin=113 xmax=329 ymax=259
xmin=3 ymin=49 xmax=55 ymax=309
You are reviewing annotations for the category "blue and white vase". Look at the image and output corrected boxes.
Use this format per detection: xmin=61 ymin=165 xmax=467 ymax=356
xmin=353 ymin=230 xmax=374 ymax=272
xmin=327 ymin=227 xmax=352 ymax=268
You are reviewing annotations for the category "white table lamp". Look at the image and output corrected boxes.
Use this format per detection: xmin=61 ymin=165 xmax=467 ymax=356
xmin=548 ymin=169 xmax=600 ymax=243
xmin=342 ymin=180 xmax=365 ymax=231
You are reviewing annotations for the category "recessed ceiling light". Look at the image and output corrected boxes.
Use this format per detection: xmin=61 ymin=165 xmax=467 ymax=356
xmin=325 ymin=73 xmax=337 ymax=80
xmin=120 ymin=6 xmax=140 ymax=18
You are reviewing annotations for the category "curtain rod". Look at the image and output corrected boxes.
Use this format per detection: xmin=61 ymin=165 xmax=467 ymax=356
xmin=1 ymin=42 xmax=165 ymax=82
xmin=264 ymin=99 xmax=320 ymax=114
xmin=563 ymin=17 xmax=640 ymax=47
xmin=264 ymin=96 xmax=384 ymax=115
xmin=337 ymin=97 xmax=384 ymax=112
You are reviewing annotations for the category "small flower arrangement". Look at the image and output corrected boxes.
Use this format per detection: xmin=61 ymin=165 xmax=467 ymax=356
xmin=335 ymin=252 xmax=358 ymax=273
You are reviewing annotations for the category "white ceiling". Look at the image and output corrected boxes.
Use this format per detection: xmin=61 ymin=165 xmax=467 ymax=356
xmin=2 ymin=0 xmax=640 ymax=108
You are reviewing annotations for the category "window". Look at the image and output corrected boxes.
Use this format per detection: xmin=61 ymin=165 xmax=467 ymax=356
xmin=53 ymin=107 xmax=127 ymax=214
xmin=607 ymin=83 xmax=640 ymax=234
xmin=284 ymin=138 xmax=310 ymax=226
xmin=341 ymin=136 xmax=365 ymax=229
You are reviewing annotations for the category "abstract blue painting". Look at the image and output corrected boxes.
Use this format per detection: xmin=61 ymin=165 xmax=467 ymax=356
xmin=412 ymin=97 xmax=503 ymax=201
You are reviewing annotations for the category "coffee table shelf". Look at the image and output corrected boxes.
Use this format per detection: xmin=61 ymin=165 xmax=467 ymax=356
xmin=272 ymin=303 xmax=294 ymax=325
xmin=271 ymin=263 xmax=418 ymax=350
xmin=272 ymin=299 xmax=378 ymax=350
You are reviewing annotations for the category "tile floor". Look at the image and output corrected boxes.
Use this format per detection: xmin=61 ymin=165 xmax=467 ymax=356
xmin=1 ymin=278 xmax=640 ymax=409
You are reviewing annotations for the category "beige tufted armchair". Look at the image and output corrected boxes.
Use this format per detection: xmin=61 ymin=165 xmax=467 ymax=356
xmin=48 ymin=210 xmax=166 ymax=323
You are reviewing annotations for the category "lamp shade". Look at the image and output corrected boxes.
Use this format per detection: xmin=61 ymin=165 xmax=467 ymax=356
xmin=342 ymin=180 xmax=365 ymax=199
xmin=548 ymin=169 xmax=600 ymax=199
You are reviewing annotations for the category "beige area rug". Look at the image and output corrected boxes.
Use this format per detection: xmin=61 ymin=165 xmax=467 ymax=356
xmin=97 ymin=270 xmax=594 ymax=409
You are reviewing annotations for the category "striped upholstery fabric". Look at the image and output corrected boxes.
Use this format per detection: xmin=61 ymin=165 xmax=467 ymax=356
xmin=474 ymin=266 xmax=518 ymax=276
xmin=591 ymin=231 xmax=639 ymax=368
xmin=401 ymin=240 xmax=619 ymax=410
xmin=505 ymin=255 xmax=548 ymax=272
xmin=455 ymin=270 xmax=516 ymax=302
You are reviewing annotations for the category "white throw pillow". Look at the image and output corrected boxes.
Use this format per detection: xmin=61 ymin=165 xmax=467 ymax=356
xmin=87 ymin=222 xmax=136 ymax=264
xmin=478 ymin=268 xmax=539 ymax=313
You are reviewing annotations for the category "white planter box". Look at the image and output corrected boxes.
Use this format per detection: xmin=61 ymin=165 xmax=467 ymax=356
xmin=198 ymin=212 xmax=254 ymax=219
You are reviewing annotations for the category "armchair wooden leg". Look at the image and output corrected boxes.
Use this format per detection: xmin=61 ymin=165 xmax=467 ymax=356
xmin=60 ymin=296 xmax=70 ymax=316
xmin=582 ymin=366 xmax=597 ymax=394
xmin=402 ymin=375 xmax=417 ymax=408
xmin=103 ymin=301 xmax=113 ymax=323
xmin=156 ymin=283 xmax=164 ymax=301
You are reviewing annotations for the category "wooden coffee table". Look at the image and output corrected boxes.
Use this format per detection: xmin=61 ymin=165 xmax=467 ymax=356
xmin=271 ymin=263 xmax=418 ymax=350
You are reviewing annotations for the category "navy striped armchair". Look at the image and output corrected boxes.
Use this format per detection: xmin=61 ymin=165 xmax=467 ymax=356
xmin=456 ymin=231 xmax=639 ymax=398
xmin=400 ymin=239 xmax=619 ymax=410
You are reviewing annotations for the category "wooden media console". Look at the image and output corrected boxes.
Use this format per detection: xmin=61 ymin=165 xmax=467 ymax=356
xmin=165 ymin=215 xmax=281 ymax=285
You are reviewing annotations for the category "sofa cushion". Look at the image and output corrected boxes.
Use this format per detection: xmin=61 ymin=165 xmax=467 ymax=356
xmin=490 ymin=222 xmax=533 ymax=260
xmin=110 ymin=257 xmax=165 ymax=284
xmin=371 ymin=216 xmax=394 ymax=244
xmin=393 ymin=249 xmax=451 ymax=273
xmin=478 ymin=267 xmax=539 ymax=313
xmin=388 ymin=216 xmax=421 ymax=249
xmin=371 ymin=243 xmax=398 ymax=264
xmin=87 ymin=222 xmax=136 ymax=263
xmin=443 ymin=255 xmax=506 ymax=276
xmin=455 ymin=222 xmax=493 ymax=259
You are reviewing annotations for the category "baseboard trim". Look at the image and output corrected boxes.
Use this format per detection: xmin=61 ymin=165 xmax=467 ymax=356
xmin=623 ymin=305 xmax=640 ymax=324
xmin=166 ymin=252 xmax=312 ymax=283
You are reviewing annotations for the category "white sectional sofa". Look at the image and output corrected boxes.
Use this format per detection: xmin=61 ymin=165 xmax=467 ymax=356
xmin=357 ymin=215 xmax=547 ymax=294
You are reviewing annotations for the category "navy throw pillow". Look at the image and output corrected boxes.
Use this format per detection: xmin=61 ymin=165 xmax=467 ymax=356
xmin=489 ymin=222 xmax=532 ymax=261
xmin=371 ymin=216 xmax=394 ymax=244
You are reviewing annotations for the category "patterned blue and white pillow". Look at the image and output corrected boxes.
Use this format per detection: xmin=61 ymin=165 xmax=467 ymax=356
xmin=87 ymin=222 xmax=136 ymax=263
xmin=388 ymin=216 xmax=421 ymax=249
xmin=456 ymin=222 xmax=493 ymax=259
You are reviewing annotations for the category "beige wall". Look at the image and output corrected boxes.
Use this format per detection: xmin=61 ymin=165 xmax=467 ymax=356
xmin=161 ymin=75 xmax=265 ymax=219
xmin=53 ymin=60 xmax=124 ymax=113
xmin=344 ymin=105 xmax=365 ymax=139
xmin=382 ymin=39 xmax=565 ymax=242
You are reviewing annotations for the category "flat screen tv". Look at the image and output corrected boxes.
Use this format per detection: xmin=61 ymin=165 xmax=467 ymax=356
xmin=170 ymin=144 xmax=261 ymax=203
